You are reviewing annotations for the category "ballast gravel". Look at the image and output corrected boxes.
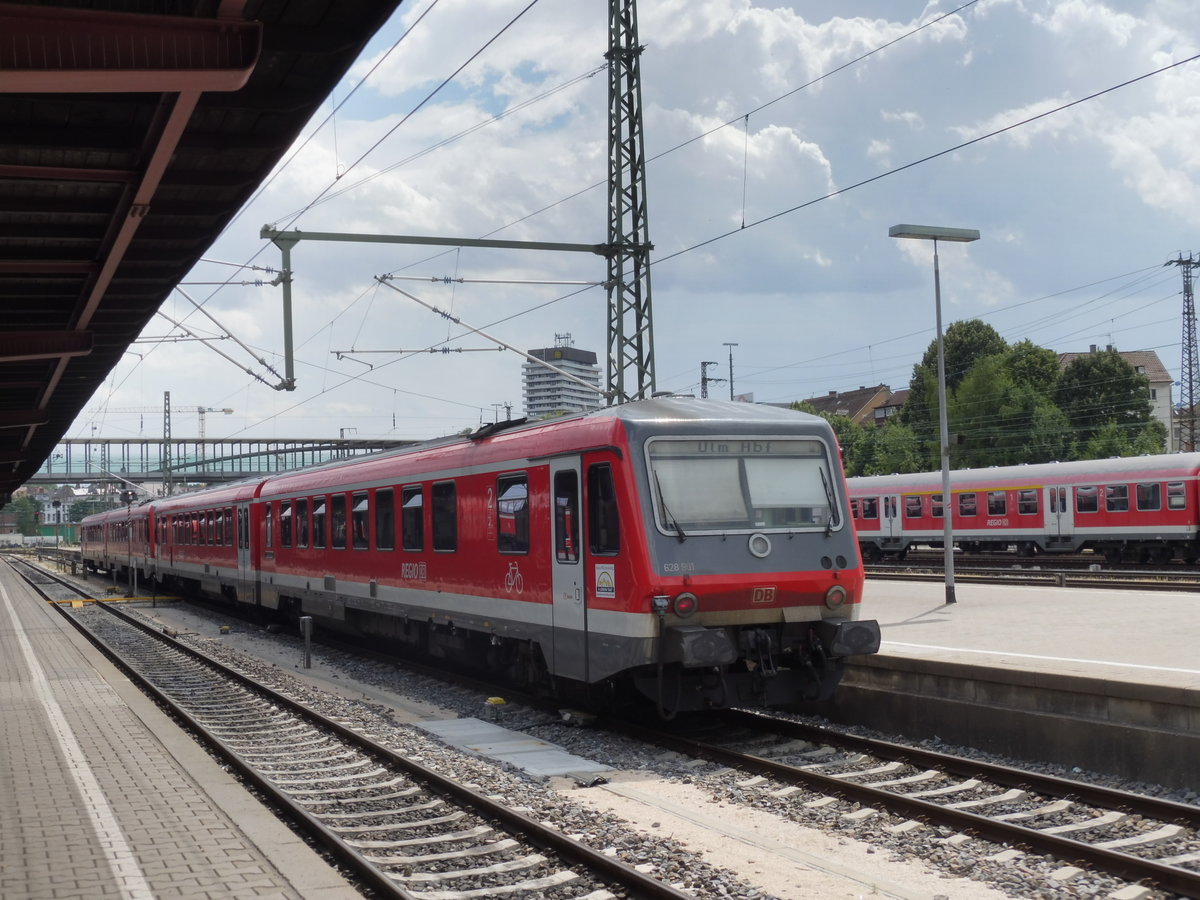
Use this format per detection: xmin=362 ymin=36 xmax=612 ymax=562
xmin=124 ymin=600 xmax=1194 ymax=900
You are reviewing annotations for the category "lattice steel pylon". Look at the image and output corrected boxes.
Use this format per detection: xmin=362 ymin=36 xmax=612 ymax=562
xmin=605 ymin=0 xmax=655 ymax=403
xmin=1170 ymin=254 xmax=1200 ymax=452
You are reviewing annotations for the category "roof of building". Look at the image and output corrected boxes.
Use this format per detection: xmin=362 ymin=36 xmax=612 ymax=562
xmin=1058 ymin=347 xmax=1173 ymax=384
xmin=797 ymin=384 xmax=891 ymax=424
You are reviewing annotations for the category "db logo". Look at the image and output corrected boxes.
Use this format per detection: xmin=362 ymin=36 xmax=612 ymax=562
xmin=752 ymin=586 xmax=777 ymax=604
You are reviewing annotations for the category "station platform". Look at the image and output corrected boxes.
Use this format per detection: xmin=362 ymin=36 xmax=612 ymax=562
xmin=860 ymin=578 xmax=1200 ymax=691
xmin=846 ymin=578 xmax=1200 ymax=790
xmin=0 ymin=564 xmax=358 ymax=900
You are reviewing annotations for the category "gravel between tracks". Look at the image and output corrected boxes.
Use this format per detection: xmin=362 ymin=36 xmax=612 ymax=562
xmin=123 ymin=598 xmax=1192 ymax=900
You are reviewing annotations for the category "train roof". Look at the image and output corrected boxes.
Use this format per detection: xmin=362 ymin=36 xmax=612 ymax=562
xmin=850 ymin=452 xmax=1200 ymax=491
xmin=79 ymin=399 xmax=837 ymax=516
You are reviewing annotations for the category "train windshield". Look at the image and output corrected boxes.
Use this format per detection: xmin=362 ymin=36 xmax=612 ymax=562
xmin=646 ymin=438 xmax=839 ymax=534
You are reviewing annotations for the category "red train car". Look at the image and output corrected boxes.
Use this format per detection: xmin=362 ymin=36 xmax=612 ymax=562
xmin=80 ymin=502 xmax=154 ymax=587
xmin=151 ymin=480 xmax=263 ymax=603
xmin=84 ymin=398 xmax=880 ymax=713
xmin=849 ymin=453 xmax=1200 ymax=564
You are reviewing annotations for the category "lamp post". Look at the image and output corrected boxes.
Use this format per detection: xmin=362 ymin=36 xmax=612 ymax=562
xmin=889 ymin=224 xmax=980 ymax=605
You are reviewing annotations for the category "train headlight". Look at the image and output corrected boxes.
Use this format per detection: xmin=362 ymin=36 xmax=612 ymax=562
xmin=672 ymin=591 xmax=698 ymax=618
xmin=824 ymin=584 xmax=848 ymax=610
xmin=748 ymin=532 xmax=772 ymax=558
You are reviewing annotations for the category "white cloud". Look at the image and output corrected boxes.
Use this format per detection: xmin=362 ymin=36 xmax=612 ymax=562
xmin=68 ymin=1 xmax=1200 ymax=444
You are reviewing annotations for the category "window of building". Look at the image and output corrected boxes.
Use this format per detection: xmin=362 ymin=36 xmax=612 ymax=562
xmin=1106 ymin=484 xmax=1129 ymax=512
xmin=1136 ymin=482 xmax=1161 ymax=511
xmin=987 ymin=492 xmax=1007 ymax=516
xmin=496 ymin=475 xmax=530 ymax=554
xmin=352 ymin=492 xmax=369 ymax=549
xmin=588 ymin=464 xmax=620 ymax=555
xmin=402 ymin=486 xmax=424 ymax=551
xmin=431 ymin=481 xmax=457 ymax=551
xmin=376 ymin=489 xmax=394 ymax=551
xmin=331 ymin=494 xmax=347 ymax=549
xmin=1018 ymin=490 xmax=1038 ymax=515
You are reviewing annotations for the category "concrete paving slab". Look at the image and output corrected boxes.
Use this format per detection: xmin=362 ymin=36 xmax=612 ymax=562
xmin=418 ymin=717 xmax=612 ymax=777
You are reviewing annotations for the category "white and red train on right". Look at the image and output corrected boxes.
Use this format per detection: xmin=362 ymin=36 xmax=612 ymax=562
xmin=848 ymin=452 xmax=1200 ymax=565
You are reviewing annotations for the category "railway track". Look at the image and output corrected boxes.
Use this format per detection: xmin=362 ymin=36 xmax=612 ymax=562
xmin=610 ymin=709 xmax=1200 ymax=899
xmin=18 ymin=555 xmax=1200 ymax=896
xmin=10 ymin=558 xmax=692 ymax=900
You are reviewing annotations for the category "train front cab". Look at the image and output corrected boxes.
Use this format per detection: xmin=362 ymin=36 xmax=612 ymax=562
xmin=617 ymin=419 xmax=881 ymax=714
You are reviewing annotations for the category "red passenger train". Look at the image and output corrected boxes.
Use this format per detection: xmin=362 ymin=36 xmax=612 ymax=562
xmin=82 ymin=397 xmax=880 ymax=713
xmin=848 ymin=452 xmax=1200 ymax=565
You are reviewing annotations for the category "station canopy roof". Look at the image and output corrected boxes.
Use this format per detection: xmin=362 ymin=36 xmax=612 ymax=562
xmin=0 ymin=0 xmax=406 ymax=505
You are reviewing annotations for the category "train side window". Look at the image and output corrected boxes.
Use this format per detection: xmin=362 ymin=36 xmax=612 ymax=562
xmin=1076 ymin=486 xmax=1098 ymax=513
xmin=497 ymin=475 xmax=530 ymax=554
xmin=402 ymin=486 xmax=424 ymax=551
xmin=295 ymin=498 xmax=309 ymax=548
xmin=1168 ymin=482 xmax=1186 ymax=510
xmin=958 ymin=493 xmax=977 ymax=517
xmin=331 ymin=494 xmax=348 ymax=549
xmin=850 ymin=499 xmax=860 ymax=519
xmin=903 ymin=496 xmax=923 ymax=518
xmin=312 ymin=498 xmax=326 ymax=548
xmin=1105 ymin=484 xmax=1129 ymax=512
xmin=931 ymin=493 xmax=944 ymax=518
xmin=587 ymin=464 xmax=620 ymax=555
xmin=352 ymin=492 xmax=369 ymax=550
xmin=1136 ymin=482 xmax=1161 ymax=511
xmin=265 ymin=503 xmax=273 ymax=548
xmin=376 ymin=489 xmax=395 ymax=551
xmin=431 ymin=481 xmax=457 ymax=552
xmin=859 ymin=497 xmax=878 ymax=519
xmin=1018 ymin=490 xmax=1038 ymax=515
xmin=554 ymin=471 xmax=580 ymax=563
xmin=987 ymin=491 xmax=1007 ymax=516
xmin=280 ymin=500 xmax=293 ymax=548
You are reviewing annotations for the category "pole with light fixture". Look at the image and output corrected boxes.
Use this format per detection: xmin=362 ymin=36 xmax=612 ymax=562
xmin=888 ymin=224 xmax=980 ymax=605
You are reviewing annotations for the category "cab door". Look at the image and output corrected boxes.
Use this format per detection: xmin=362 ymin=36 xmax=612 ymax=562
xmin=549 ymin=457 xmax=587 ymax=682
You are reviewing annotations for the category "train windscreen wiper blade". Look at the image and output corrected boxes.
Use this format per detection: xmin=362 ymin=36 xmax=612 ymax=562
xmin=819 ymin=465 xmax=839 ymax=537
xmin=653 ymin=470 xmax=687 ymax=543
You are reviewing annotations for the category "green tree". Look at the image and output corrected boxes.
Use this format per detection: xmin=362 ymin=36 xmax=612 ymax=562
xmin=898 ymin=320 xmax=1008 ymax=461
xmin=1006 ymin=339 xmax=1061 ymax=397
xmin=3 ymin=494 xmax=40 ymax=535
xmin=70 ymin=496 xmax=109 ymax=522
xmin=857 ymin=421 xmax=923 ymax=475
xmin=1056 ymin=349 xmax=1154 ymax=448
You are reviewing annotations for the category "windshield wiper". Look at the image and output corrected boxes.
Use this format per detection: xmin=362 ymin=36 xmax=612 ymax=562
xmin=653 ymin=470 xmax=687 ymax=543
xmin=819 ymin=465 xmax=840 ymax=537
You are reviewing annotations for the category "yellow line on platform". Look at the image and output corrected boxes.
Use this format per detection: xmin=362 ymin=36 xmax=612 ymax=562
xmin=50 ymin=596 xmax=181 ymax=605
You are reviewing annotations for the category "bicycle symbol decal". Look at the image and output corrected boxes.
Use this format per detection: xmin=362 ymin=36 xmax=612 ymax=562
xmin=504 ymin=561 xmax=524 ymax=594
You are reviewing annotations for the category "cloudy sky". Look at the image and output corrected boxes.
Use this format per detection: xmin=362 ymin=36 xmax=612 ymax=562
xmin=74 ymin=0 xmax=1200 ymax=443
